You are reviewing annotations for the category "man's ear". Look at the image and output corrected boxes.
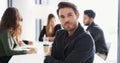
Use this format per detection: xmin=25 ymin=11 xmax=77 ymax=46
xmin=90 ymin=18 xmax=94 ymax=22
xmin=76 ymin=12 xmax=80 ymax=19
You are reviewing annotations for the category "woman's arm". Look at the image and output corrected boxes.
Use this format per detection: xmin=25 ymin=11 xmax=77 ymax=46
xmin=1 ymin=32 xmax=36 ymax=56
xmin=1 ymin=32 xmax=27 ymax=56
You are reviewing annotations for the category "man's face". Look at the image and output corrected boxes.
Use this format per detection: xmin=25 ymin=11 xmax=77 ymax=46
xmin=58 ymin=8 xmax=79 ymax=31
xmin=83 ymin=14 xmax=91 ymax=26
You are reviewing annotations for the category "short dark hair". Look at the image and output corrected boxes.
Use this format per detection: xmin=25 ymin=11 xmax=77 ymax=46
xmin=57 ymin=2 xmax=78 ymax=15
xmin=84 ymin=10 xmax=96 ymax=19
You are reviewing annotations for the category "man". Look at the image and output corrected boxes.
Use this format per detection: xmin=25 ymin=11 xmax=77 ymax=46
xmin=44 ymin=2 xmax=95 ymax=63
xmin=83 ymin=10 xmax=108 ymax=60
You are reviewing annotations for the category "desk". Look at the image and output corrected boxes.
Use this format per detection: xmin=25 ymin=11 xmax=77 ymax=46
xmin=9 ymin=42 xmax=105 ymax=63
xmin=9 ymin=42 xmax=45 ymax=63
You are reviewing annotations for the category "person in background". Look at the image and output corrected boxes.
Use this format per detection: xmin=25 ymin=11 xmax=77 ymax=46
xmin=39 ymin=14 xmax=61 ymax=42
xmin=83 ymin=10 xmax=108 ymax=60
xmin=0 ymin=7 xmax=36 ymax=63
xmin=44 ymin=2 xmax=95 ymax=63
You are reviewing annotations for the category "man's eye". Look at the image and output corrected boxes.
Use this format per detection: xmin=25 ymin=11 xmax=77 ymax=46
xmin=68 ymin=14 xmax=72 ymax=17
xmin=60 ymin=16 xmax=65 ymax=18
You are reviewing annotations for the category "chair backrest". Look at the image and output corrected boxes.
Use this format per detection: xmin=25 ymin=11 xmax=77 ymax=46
xmin=105 ymin=42 xmax=117 ymax=63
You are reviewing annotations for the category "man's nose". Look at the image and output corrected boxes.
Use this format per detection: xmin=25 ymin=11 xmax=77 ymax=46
xmin=64 ymin=17 xmax=69 ymax=22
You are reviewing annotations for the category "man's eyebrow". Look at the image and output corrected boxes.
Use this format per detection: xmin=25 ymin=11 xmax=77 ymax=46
xmin=68 ymin=12 xmax=73 ymax=15
xmin=59 ymin=12 xmax=74 ymax=17
xmin=59 ymin=14 xmax=64 ymax=17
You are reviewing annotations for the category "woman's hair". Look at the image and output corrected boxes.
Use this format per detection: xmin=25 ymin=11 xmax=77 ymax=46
xmin=46 ymin=14 xmax=55 ymax=36
xmin=0 ymin=7 xmax=22 ymax=38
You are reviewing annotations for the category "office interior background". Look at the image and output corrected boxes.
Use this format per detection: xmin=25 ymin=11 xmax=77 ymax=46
xmin=0 ymin=0 xmax=118 ymax=63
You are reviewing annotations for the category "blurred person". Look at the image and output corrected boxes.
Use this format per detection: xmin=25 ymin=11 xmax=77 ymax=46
xmin=0 ymin=7 xmax=36 ymax=63
xmin=83 ymin=9 xmax=108 ymax=60
xmin=39 ymin=14 xmax=61 ymax=42
xmin=44 ymin=2 xmax=95 ymax=63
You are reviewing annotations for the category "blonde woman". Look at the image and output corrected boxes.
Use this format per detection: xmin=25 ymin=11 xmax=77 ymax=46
xmin=39 ymin=14 xmax=61 ymax=42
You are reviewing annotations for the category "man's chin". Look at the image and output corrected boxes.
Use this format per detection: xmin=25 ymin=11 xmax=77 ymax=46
xmin=64 ymin=28 xmax=74 ymax=31
xmin=84 ymin=24 xmax=89 ymax=26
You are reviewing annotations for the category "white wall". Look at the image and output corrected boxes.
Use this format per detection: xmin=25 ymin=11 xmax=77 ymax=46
xmin=13 ymin=0 xmax=51 ymax=41
xmin=0 ymin=0 xmax=7 ymax=20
